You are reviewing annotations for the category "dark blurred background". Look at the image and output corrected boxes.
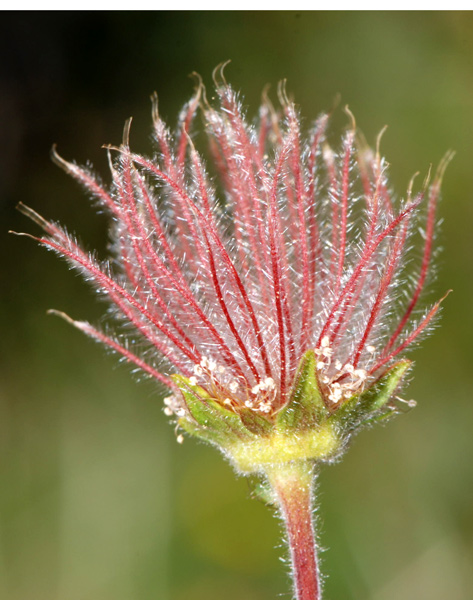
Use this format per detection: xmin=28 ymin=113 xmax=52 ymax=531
xmin=1 ymin=11 xmax=473 ymax=600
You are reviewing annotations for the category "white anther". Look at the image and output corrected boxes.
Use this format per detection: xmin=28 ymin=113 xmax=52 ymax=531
xmin=317 ymin=361 xmax=326 ymax=370
xmin=251 ymin=384 xmax=261 ymax=394
xmin=229 ymin=381 xmax=239 ymax=393
xmin=175 ymin=408 xmax=186 ymax=417
xmin=208 ymin=359 xmax=217 ymax=372
xmin=367 ymin=345 xmax=376 ymax=353
xmin=329 ymin=387 xmax=343 ymax=403
xmin=164 ymin=407 xmax=173 ymax=416
xmin=323 ymin=145 xmax=334 ymax=163
xmin=335 ymin=360 xmax=342 ymax=371
xmin=218 ymin=365 xmax=226 ymax=374
xmin=321 ymin=335 xmax=330 ymax=347
xmin=189 ymin=376 xmax=197 ymax=386
xmin=344 ymin=364 xmax=354 ymax=374
xmin=193 ymin=364 xmax=203 ymax=376
xmin=354 ymin=369 xmax=367 ymax=380
xmin=176 ymin=434 xmax=184 ymax=444
xmin=200 ymin=357 xmax=208 ymax=367
xmin=264 ymin=377 xmax=275 ymax=389
xmin=224 ymin=398 xmax=232 ymax=406
xmin=245 ymin=400 xmax=254 ymax=408
xmin=163 ymin=396 xmax=173 ymax=406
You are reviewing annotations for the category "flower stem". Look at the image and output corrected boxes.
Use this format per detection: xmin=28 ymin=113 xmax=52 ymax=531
xmin=266 ymin=461 xmax=320 ymax=600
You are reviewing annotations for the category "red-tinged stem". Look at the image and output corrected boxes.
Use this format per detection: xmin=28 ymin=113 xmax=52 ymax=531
xmin=266 ymin=462 xmax=320 ymax=600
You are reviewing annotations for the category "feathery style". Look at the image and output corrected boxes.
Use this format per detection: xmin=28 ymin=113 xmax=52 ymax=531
xmin=21 ymin=75 xmax=447 ymax=444
xmin=19 ymin=71 xmax=450 ymax=600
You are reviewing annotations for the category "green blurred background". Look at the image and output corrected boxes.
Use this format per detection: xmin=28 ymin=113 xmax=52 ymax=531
xmin=1 ymin=11 xmax=473 ymax=600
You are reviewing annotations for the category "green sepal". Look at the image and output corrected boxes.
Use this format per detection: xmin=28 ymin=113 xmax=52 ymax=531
xmin=330 ymin=359 xmax=411 ymax=433
xmin=358 ymin=360 xmax=411 ymax=412
xmin=238 ymin=408 xmax=274 ymax=436
xmin=177 ymin=416 xmax=230 ymax=447
xmin=172 ymin=374 xmax=253 ymax=443
xmin=358 ymin=408 xmax=396 ymax=428
xmin=276 ymin=350 xmax=328 ymax=432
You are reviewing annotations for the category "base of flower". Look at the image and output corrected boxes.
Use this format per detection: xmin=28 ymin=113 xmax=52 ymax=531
xmin=227 ymin=422 xmax=339 ymax=474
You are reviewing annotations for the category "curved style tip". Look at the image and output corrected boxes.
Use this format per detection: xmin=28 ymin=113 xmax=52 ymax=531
xmin=16 ymin=203 xmax=51 ymax=231
xmin=150 ymin=91 xmax=159 ymax=123
xmin=122 ymin=118 xmax=133 ymax=148
xmin=277 ymin=79 xmax=290 ymax=108
xmin=212 ymin=60 xmax=231 ymax=88
xmin=344 ymin=105 xmax=356 ymax=131
xmin=47 ymin=309 xmax=77 ymax=324
xmin=435 ymin=150 xmax=455 ymax=185
xmin=375 ymin=125 xmax=388 ymax=161
xmin=50 ymin=144 xmax=73 ymax=173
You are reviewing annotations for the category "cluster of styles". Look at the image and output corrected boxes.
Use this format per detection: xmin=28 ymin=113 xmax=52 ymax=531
xmin=20 ymin=70 xmax=449 ymax=600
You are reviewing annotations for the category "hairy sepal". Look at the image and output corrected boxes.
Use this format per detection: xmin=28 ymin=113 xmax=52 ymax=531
xmin=276 ymin=350 xmax=329 ymax=432
xmin=173 ymin=358 xmax=412 ymax=475
xmin=172 ymin=374 xmax=272 ymax=446
xmin=330 ymin=359 xmax=412 ymax=434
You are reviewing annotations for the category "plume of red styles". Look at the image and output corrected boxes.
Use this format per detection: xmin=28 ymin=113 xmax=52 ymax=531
xmin=19 ymin=73 xmax=451 ymax=418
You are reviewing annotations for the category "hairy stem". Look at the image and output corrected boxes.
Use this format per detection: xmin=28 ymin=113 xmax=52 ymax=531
xmin=266 ymin=461 xmax=320 ymax=600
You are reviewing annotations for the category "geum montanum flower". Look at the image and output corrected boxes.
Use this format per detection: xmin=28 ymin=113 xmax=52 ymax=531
xmin=18 ymin=70 xmax=450 ymax=600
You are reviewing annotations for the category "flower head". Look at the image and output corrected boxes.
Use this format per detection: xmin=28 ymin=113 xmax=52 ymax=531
xmin=20 ymin=73 xmax=450 ymax=473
